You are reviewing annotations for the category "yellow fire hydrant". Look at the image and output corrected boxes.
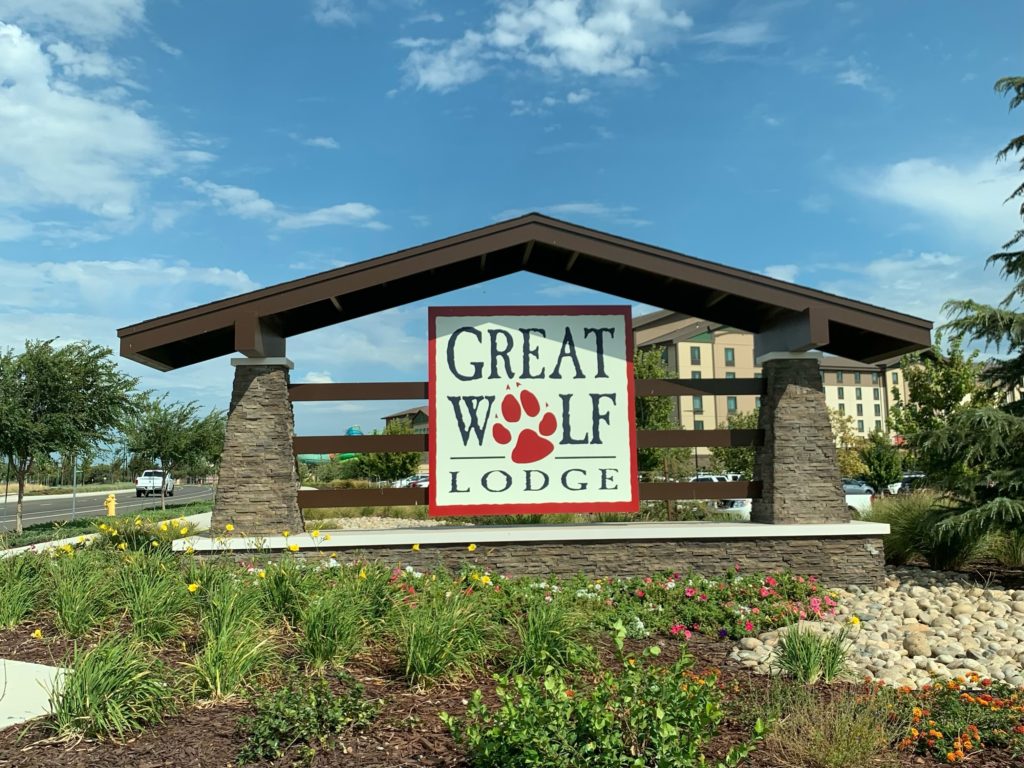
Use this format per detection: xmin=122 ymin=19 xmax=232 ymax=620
xmin=104 ymin=493 xmax=117 ymax=517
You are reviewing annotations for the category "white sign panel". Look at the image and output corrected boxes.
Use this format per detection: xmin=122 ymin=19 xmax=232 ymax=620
xmin=428 ymin=306 xmax=639 ymax=516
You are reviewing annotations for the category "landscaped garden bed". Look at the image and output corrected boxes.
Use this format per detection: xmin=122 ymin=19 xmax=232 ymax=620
xmin=2 ymin=530 xmax=1024 ymax=767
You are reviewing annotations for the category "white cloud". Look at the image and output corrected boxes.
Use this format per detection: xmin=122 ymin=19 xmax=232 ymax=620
xmin=410 ymin=12 xmax=443 ymax=24
xmin=0 ymin=23 xmax=170 ymax=220
xmin=764 ymin=264 xmax=799 ymax=282
xmin=0 ymin=0 xmax=145 ymax=40
xmin=837 ymin=65 xmax=869 ymax=89
xmin=183 ymin=177 xmax=385 ymax=231
xmin=848 ymin=156 xmax=1020 ymax=248
xmin=301 ymin=371 xmax=334 ymax=384
xmin=402 ymin=0 xmax=693 ymax=92
xmin=800 ymin=193 xmax=831 ymax=213
xmin=155 ymin=39 xmax=181 ymax=56
xmin=303 ymin=136 xmax=340 ymax=149
xmin=0 ymin=215 xmax=34 ymax=241
xmin=693 ymin=21 xmax=775 ymax=46
xmin=763 ymin=115 xmax=781 ymax=127
xmin=312 ymin=0 xmax=357 ymax=26
xmin=566 ymin=88 xmax=592 ymax=104
xmin=177 ymin=149 xmax=216 ymax=163
xmin=278 ymin=203 xmax=383 ymax=230
xmin=47 ymin=40 xmax=126 ymax=79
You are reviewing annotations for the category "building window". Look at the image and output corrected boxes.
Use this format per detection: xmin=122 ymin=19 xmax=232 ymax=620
xmin=855 ymin=387 xmax=862 ymax=400
xmin=754 ymin=371 xmax=762 ymax=378
xmin=838 ymin=403 xmax=845 ymax=415
xmin=691 ymin=371 xmax=701 ymax=380
xmin=854 ymin=372 xmax=862 ymax=384
xmin=875 ymin=420 xmax=882 ymax=432
xmin=727 ymin=396 xmax=738 ymax=414
xmin=857 ymin=419 xmax=865 ymax=432
xmin=856 ymin=404 xmax=863 ymax=417
xmin=873 ymin=387 xmax=880 ymax=400
xmin=694 ymin=420 xmax=705 ymax=431
xmin=724 ymin=348 xmax=735 ymax=366
xmin=690 ymin=346 xmax=701 ymax=365
xmin=871 ymin=372 xmax=879 ymax=384
xmin=837 ymin=387 xmax=845 ymax=399
xmin=892 ymin=372 xmax=899 ymax=385
xmin=836 ymin=371 xmax=844 ymax=383
xmin=874 ymin=404 xmax=881 ymax=417
xmin=693 ymin=396 xmax=703 ymax=413
xmin=725 ymin=372 xmax=736 ymax=379
xmin=755 ymin=396 xmax=761 ymax=409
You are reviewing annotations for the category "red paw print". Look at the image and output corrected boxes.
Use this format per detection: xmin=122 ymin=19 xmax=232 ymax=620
xmin=491 ymin=387 xmax=557 ymax=464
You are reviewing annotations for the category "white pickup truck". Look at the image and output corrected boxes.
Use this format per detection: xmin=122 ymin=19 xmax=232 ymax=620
xmin=135 ymin=470 xmax=175 ymax=498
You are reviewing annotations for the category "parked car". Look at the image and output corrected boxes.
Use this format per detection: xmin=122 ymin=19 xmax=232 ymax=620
xmin=898 ymin=472 xmax=927 ymax=494
xmin=685 ymin=474 xmax=730 ymax=483
xmin=135 ymin=470 xmax=174 ymax=497
xmin=843 ymin=480 xmax=875 ymax=515
xmin=392 ymin=474 xmax=429 ymax=488
xmin=409 ymin=476 xmax=430 ymax=489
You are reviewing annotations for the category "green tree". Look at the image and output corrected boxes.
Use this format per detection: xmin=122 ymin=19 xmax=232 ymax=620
xmin=352 ymin=418 xmax=421 ymax=482
xmin=859 ymin=431 xmax=903 ymax=494
xmin=633 ymin=348 xmax=692 ymax=476
xmin=124 ymin=395 xmax=225 ymax=509
xmin=710 ymin=410 xmax=758 ymax=479
xmin=828 ymin=409 xmax=868 ymax=478
xmin=0 ymin=340 xmax=138 ymax=533
xmin=919 ymin=77 xmax=1024 ymax=541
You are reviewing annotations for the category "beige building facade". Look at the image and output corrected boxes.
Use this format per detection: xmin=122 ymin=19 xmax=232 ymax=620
xmin=634 ymin=311 xmax=910 ymax=460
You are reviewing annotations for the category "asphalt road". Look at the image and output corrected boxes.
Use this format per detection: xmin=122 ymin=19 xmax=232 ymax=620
xmin=0 ymin=485 xmax=215 ymax=532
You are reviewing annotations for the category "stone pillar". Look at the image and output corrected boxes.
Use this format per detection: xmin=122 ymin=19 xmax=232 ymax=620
xmin=751 ymin=353 xmax=849 ymax=525
xmin=211 ymin=357 xmax=302 ymax=535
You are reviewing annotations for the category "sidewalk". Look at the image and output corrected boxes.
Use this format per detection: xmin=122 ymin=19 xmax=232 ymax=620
xmin=0 ymin=659 xmax=66 ymax=728
xmin=0 ymin=487 xmax=138 ymax=504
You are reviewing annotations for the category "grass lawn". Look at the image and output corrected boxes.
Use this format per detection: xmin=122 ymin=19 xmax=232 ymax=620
xmin=0 ymin=500 xmax=213 ymax=549
xmin=0 ymin=540 xmax=1022 ymax=767
xmin=10 ymin=482 xmax=137 ymax=497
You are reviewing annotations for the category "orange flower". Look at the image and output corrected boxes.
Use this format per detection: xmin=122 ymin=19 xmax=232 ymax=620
xmin=565 ymin=689 xmax=575 ymax=698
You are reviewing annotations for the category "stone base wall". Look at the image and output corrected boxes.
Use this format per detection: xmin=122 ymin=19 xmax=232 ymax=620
xmin=211 ymin=363 xmax=302 ymax=535
xmin=281 ymin=536 xmax=887 ymax=587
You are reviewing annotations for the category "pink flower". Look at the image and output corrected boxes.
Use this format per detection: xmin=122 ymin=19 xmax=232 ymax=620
xmin=635 ymin=589 xmax=645 ymax=598
xmin=824 ymin=596 xmax=836 ymax=607
xmin=684 ymin=586 xmax=697 ymax=597
xmin=643 ymin=577 xmax=653 ymax=584
xmin=683 ymin=629 xmax=692 ymax=640
xmin=734 ymin=563 xmax=741 ymax=572
xmin=698 ymin=593 xmax=708 ymax=602
xmin=796 ymin=576 xmax=805 ymax=583
xmin=765 ymin=576 xmax=777 ymax=587
xmin=744 ymin=620 xmax=754 ymax=632
xmin=798 ymin=610 xmax=807 ymax=619
xmin=759 ymin=587 xmax=772 ymax=598
xmin=751 ymin=607 xmax=760 ymax=614
xmin=670 ymin=623 xmax=684 ymax=635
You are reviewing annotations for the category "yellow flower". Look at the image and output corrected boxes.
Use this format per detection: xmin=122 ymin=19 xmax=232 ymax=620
xmin=311 ymin=529 xmax=320 ymax=538
xmin=150 ymin=540 xmax=159 ymax=548
xmin=159 ymin=522 xmax=168 ymax=532
xmin=225 ymin=523 xmax=235 ymax=532
xmin=323 ymin=534 xmax=331 ymax=542
xmin=358 ymin=567 xmax=367 ymax=580
xmin=117 ymin=542 xmax=127 ymax=551
xmin=849 ymin=615 xmax=860 ymax=625
xmin=77 ymin=536 xmax=85 ymax=543
xmin=480 ymin=574 xmax=492 ymax=586
xmin=282 ymin=530 xmax=290 ymax=537
xmin=31 ymin=629 xmax=42 ymax=639
xmin=288 ymin=543 xmax=299 ymax=552
xmin=187 ymin=582 xmax=200 ymax=593
xmin=110 ymin=530 xmax=118 ymax=537
xmin=179 ymin=527 xmax=188 ymax=535
xmin=412 ymin=543 xmax=420 ymax=552
xmin=185 ymin=546 xmax=194 ymax=555
xmin=467 ymin=543 xmax=477 ymax=552
xmin=257 ymin=569 xmax=266 ymax=579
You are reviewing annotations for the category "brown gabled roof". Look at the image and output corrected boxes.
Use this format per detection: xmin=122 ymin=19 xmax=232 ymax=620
xmin=118 ymin=213 xmax=932 ymax=370
xmin=383 ymin=406 xmax=428 ymax=420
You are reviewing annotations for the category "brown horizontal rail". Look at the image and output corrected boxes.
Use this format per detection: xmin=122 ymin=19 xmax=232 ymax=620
xmin=289 ymin=378 xmax=764 ymax=402
xmin=290 ymin=382 xmax=427 ymax=401
xmin=639 ymin=481 xmax=760 ymax=501
xmin=297 ymin=481 xmax=761 ymax=509
xmin=294 ymin=429 xmax=762 ymax=455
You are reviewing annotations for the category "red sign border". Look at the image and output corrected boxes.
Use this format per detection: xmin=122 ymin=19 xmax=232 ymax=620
xmin=428 ymin=305 xmax=639 ymax=517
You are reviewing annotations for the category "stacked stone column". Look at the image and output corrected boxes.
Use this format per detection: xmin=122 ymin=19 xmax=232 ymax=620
xmin=751 ymin=353 xmax=849 ymax=525
xmin=211 ymin=358 xmax=303 ymax=535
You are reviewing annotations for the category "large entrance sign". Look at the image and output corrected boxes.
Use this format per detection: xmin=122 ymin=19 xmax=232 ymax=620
xmin=428 ymin=306 xmax=639 ymax=516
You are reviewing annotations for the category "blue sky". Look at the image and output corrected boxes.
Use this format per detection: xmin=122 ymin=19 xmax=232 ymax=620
xmin=1 ymin=0 xmax=1021 ymax=436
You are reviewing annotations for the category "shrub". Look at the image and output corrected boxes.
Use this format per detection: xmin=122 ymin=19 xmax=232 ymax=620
xmin=190 ymin=579 xmax=278 ymax=699
xmin=298 ymin=587 xmax=367 ymax=670
xmin=237 ymin=673 xmax=379 ymax=765
xmin=773 ymin=623 xmax=851 ymax=685
xmin=890 ymin=672 xmax=1024 ymax=763
xmin=867 ymin=492 xmax=978 ymax=569
xmin=0 ymin=554 xmax=42 ymax=628
xmin=501 ymin=594 xmax=594 ymax=675
xmin=116 ymin=551 xmax=193 ymax=644
xmin=395 ymin=589 xmax=490 ymax=686
xmin=49 ymin=636 xmax=173 ymax=740
xmin=444 ymin=642 xmax=762 ymax=768
xmin=258 ymin=558 xmax=319 ymax=627
xmin=760 ymin=681 xmax=900 ymax=768
xmin=47 ymin=549 xmax=114 ymax=638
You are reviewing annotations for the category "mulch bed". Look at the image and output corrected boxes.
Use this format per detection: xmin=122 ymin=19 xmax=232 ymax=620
xmin=1 ymin=627 xmax=1021 ymax=767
